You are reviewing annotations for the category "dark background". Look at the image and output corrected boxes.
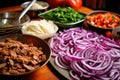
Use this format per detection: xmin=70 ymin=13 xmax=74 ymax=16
xmin=0 ymin=0 xmax=120 ymax=14
xmin=105 ymin=0 xmax=120 ymax=14
xmin=0 ymin=0 xmax=26 ymax=7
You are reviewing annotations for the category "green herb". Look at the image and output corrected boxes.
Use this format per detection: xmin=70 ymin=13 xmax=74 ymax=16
xmin=39 ymin=7 xmax=85 ymax=23
xmin=112 ymin=16 xmax=115 ymax=20
xmin=118 ymin=20 xmax=120 ymax=24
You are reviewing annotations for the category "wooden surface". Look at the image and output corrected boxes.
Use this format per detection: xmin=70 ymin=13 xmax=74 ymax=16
xmin=0 ymin=5 xmax=92 ymax=14
xmin=0 ymin=5 xmax=92 ymax=80
xmin=83 ymin=0 xmax=105 ymax=9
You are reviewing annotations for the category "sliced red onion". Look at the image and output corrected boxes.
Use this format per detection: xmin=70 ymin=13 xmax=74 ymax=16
xmin=69 ymin=70 xmax=80 ymax=80
xmin=54 ymin=56 xmax=69 ymax=69
xmin=49 ymin=27 xmax=120 ymax=80
xmin=110 ymin=69 xmax=120 ymax=80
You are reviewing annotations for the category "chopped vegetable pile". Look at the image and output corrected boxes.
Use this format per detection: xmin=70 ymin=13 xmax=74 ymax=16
xmin=39 ymin=7 xmax=85 ymax=23
xmin=49 ymin=27 xmax=120 ymax=80
xmin=87 ymin=12 xmax=120 ymax=29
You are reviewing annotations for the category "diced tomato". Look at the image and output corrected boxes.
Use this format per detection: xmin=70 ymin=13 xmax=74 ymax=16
xmin=105 ymin=31 xmax=112 ymax=38
xmin=102 ymin=25 xmax=107 ymax=28
xmin=96 ymin=14 xmax=103 ymax=19
xmin=87 ymin=12 xmax=120 ymax=29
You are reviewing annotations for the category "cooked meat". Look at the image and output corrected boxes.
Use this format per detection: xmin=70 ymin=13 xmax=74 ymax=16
xmin=0 ymin=42 xmax=6 ymax=47
xmin=9 ymin=50 xmax=17 ymax=58
xmin=0 ymin=38 xmax=46 ymax=74
xmin=8 ymin=59 xmax=14 ymax=66
xmin=9 ymin=69 xmax=20 ymax=74
xmin=41 ymin=55 xmax=47 ymax=62
xmin=0 ymin=63 xmax=7 ymax=68
xmin=23 ymin=64 xmax=35 ymax=71
xmin=17 ymin=69 xmax=26 ymax=73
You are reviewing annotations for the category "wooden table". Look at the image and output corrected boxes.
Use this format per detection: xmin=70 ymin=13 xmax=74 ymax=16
xmin=0 ymin=6 xmax=92 ymax=80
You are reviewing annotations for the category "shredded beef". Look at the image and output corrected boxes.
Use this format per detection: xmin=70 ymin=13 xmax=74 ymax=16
xmin=0 ymin=38 xmax=46 ymax=74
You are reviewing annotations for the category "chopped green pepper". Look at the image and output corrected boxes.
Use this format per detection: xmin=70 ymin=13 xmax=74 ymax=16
xmin=39 ymin=7 xmax=85 ymax=23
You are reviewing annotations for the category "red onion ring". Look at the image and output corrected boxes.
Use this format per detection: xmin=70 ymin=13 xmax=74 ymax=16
xmin=49 ymin=28 xmax=120 ymax=80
